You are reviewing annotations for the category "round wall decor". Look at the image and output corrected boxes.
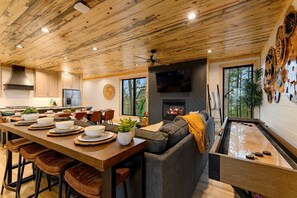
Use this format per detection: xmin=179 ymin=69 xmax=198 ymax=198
xmin=284 ymin=6 xmax=297 ymax=38
xmin=264 ymin=47 xmax=277 ymax=103
xmin=275 ymin=26 xmax=287 ymax=67
xmin=103 ymin=84 xmax=115 ymax=100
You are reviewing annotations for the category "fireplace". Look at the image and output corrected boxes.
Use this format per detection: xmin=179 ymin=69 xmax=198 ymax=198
xmin=162 ymin=99 xmax=186 ymax=120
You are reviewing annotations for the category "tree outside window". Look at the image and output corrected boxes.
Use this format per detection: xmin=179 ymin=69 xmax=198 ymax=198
xmin=122 ymin=77 xmax=146 ymax=117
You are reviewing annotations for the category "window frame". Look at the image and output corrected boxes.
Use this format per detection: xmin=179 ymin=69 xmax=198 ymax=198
xmin=121 ymin=77 xmax=146 ymax=116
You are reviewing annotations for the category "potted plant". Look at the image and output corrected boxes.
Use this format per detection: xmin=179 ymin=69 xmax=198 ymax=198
xmin=241 ymin=68 xmax=263 ymax=118
xmin=116 ymin=118 xmax=137 ymax=145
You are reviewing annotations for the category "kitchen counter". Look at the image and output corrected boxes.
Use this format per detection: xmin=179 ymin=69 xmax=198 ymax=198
xmin=0 ymin=106 xmax=92 ymax=115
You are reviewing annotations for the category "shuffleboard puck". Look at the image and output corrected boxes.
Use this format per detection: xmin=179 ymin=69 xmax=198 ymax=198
xmin=255 ymin=152 xmax=264 ymax=157
xmin=263 ymin=151 xmax=271 ymax=156
xmin=246 ymin=154 xmax=255 ymax=160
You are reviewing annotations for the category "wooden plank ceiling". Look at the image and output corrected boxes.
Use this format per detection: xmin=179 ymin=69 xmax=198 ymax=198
xmin=0 ymin=0 xmax=291 ymax=79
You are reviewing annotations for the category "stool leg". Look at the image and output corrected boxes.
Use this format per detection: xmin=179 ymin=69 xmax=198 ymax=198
xmin=123 ymin=181 xmax=128 ymax=198
xmin=1 ymin=150 xmax=12 ymax=195
xmin=34 ymin=168 xmax=42 ymax=198
xmin=58 ymin=175 xmax=63 ymax=198
xmin=66 ymin=183 xmax=71 ymax=198
xmin=16 ymin=157 xmax=25 ymax=198
xmin=46 ymin=175 xmax=51 ymax=191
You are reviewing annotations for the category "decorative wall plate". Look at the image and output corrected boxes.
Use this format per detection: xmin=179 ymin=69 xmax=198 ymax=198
xmin=264 ymin=47 xmax=277 ymax=103
xmin=284 ymin=59 xmax=297 ymax=103
xmin=103 ymin=84 xmax=115 ymax=100
xmin=274 ymin=90 xmax=281 ymax=103
xmin=274 ymin=67 xmax=285 ymax=93
xmin=284 ymin=6 xmax=297 ymax=38
xmin=275 ymin=26 xmax=287 ymax=67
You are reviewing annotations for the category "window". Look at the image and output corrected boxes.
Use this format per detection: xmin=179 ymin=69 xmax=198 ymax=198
xmin=223 ymin=65 xmax=253 ymax=119
xmin=122 ymin=77 xmax=146 ymax=116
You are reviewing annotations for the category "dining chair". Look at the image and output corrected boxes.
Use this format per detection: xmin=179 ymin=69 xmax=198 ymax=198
xmin=64 ymin=163 xmax=130 ymax=198
xmin=1 ymin=138 xmax=33 ymax=196
xmin=103 ymin=110 xmax=114 ymax=124
xmin=75 ymin=112 xmax=87 ymax=120
xmin=90 ymin=111 xmax=102 ymax=125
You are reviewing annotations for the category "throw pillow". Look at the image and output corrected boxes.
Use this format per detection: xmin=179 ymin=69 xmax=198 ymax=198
xmin=135 ymin=128 xmax=168 ymax=154
xmin=141 ymin=121 xmax=164 ymax=132
xmin=159 ymin=119 xmax=189 ymax=148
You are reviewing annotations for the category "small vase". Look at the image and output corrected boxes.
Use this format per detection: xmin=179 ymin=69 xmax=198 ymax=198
xmin=117 ymin=131 xmax=132 ymax=145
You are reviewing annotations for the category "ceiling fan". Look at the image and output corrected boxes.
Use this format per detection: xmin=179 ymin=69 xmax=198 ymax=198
xmin=135 ymin=49 xmax=167 ymax=66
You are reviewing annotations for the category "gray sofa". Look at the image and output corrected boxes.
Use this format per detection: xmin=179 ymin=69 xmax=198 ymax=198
xmin=102 ymin=113 xmax=215 ymax=198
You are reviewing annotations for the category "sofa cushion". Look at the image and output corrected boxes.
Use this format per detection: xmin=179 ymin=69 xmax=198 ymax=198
xmin=101 ymin=122 xmax=118 ymax=132
xmin=141 ymin=121 xmax=163 ymax=132
xmin=135 ymin=128 xmax=168 ymax=154
xmin=159 ymin=119 xmax=189 ymax=148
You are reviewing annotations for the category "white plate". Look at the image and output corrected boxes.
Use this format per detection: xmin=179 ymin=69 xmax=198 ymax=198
xmin=77 ymin=132 xmax=114 ymax=142
xmin=49 ymin=126 xmax=82 ymax=134
xmin=18 ymin=120 xmax=37 ymax=124
xmin=30 ymin=122 xmax=55 ymax=128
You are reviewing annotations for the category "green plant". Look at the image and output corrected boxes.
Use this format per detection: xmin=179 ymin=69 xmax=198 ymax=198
xmin=116 ymin=118 xmax=137 ymax=133
xmin=240 ymin=68 xmax=263 ymax=118
xmin=21 ymin=107 xmax=38 ymax=114
xmin=136 ymin=98 xmax=146 ymax=122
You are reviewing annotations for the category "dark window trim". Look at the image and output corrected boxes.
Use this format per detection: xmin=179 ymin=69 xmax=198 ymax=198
xmin=121 ymin=77 xmax=146 ymax=116
xmin=222 ymin=64 xmax=253 ymax=120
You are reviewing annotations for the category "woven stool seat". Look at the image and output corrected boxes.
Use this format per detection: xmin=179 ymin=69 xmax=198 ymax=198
xmin=64 ymin=163 xmax=130 ymax=198
xmin=35 ymin=151 xmax=76 ymax=176
xmin=20 ymin=144 xmax=50 ymax=162
xmin=6 ymin=138 xmax=33 ymax=153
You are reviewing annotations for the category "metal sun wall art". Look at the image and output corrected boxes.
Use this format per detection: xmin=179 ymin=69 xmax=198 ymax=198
xmin=264 ymin=6 xmax=297 ymax=104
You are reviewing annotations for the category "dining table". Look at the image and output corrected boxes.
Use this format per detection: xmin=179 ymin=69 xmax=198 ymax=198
xmin=0 ymin=122 xmax=146 ymax=198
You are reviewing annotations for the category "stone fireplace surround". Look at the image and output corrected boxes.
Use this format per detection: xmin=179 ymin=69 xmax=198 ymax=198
xmin=148 ymin=59 xmax=207 ymax=124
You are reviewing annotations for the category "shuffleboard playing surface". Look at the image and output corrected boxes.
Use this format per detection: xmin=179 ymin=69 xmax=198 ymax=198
xmin=228 ymin=122 xmax=292 ymax=169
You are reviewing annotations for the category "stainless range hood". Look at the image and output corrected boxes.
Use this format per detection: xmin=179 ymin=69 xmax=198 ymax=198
xmin=4 ymin=65 xmax=34 ymax=90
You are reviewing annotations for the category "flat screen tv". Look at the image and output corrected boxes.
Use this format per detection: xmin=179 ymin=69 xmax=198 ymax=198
xmin=156 ymin=69 xmax=191 ymax=92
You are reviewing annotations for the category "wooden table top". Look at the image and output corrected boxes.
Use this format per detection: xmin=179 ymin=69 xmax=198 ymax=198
xmin=228 ymin=122 xmax=292 ymax=169
xmin=0 ymin=122 xmax=146 ymax=171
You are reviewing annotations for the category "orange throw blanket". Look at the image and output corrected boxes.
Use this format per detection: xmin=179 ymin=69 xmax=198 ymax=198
xmin=182 ymin=114 xmax=206 ymax=153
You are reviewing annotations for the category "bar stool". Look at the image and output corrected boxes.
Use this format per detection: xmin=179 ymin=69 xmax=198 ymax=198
xmin=16 ymin=143 xmax=51 ymax=197
xmin=103 ymin=110 xmax=114 ymax=124
xmin=64 ymin=163 xmax=130 ymax=198
xmin=1 ymin=138 xmax=33 ymax=195
xmin=90 ymin=111 xmax=102 ymax=125
xmin=75 ymin=112 xmax=87 ymax=120
xmin=34 ymin=150 xmax=76 ymax=198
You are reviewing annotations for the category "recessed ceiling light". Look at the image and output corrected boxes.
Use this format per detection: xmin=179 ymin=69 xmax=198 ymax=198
xmin=63 ymin=57 xmax=68 ymax=60
xmin=41 ymin=27 xmax=49 ymax=33
xmin=3 ymin=53 xmax=11 ymax=56
xmin=187 ymin=12 xmax=196 ymax=20
xmin=16 ymin=44 xmax=24 ymax=49
xmin=74 ymin=2 xmax=90 ymax=14
xmin=207 ymin=49 xmax=213 ymax=53
xmin=135 ymin=63 xmax=140 ymax=66
xmin=92 ymin=47 xmax=98 ymax=51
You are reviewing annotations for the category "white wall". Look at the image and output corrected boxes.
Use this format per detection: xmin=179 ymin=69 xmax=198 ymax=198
xmin=260 ymin=1 xmax=297 ymax=148
xmin=83 ymin=77 xmax=120 ymax=120
xmin=0 ymin=67 xmax=61 ymax=108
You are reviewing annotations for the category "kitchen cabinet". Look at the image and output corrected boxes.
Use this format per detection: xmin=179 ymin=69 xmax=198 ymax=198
xmin=61 ymin=73 xmax=80 ymax=89
xmin=35 ymin=71 xmax=59 ymax=97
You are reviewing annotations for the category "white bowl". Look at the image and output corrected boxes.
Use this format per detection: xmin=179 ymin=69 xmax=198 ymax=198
xmin=37 ymin=117 xmax=54 ymax=125
xmin=55 ymin=121 xmax=74 ymax=130
xmin=21 ymin=114 xmax=39 ymax=121
xmin=14 ymin=112 xmax=21 ymax=116
xmin=46 ymin=110 xmax=53 ymax=113
xmin=84 ymin=125 xmax=105 ymax=137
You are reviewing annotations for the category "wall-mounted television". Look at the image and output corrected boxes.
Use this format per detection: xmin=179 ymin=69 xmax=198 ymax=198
xmin=156 ymin=69 xmax=191 ymax=92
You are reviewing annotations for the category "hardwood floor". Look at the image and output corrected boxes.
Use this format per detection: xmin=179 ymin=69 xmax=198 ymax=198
xmin=0 ymin=145 xmax=238 ymax=198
